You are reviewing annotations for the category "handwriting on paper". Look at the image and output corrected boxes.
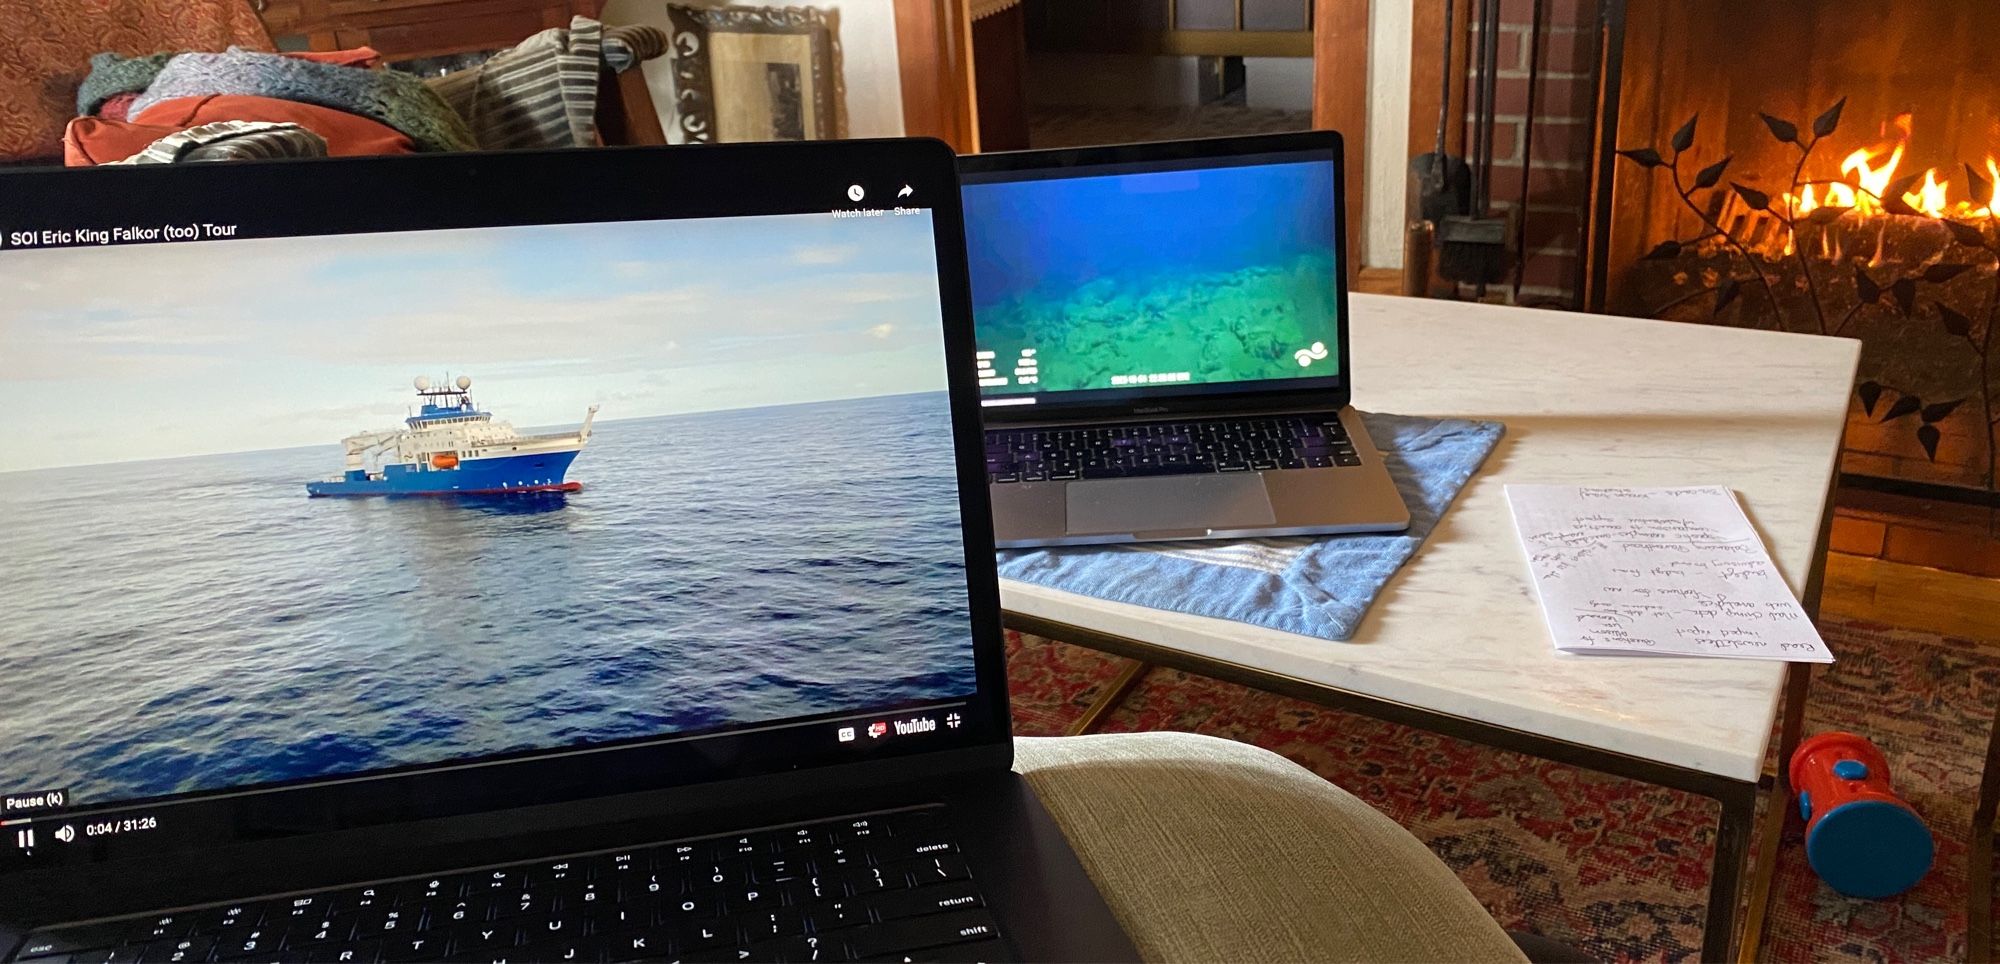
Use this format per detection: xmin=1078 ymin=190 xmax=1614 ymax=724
xmin=1506 ymin=485 xmax=1833 ymax=663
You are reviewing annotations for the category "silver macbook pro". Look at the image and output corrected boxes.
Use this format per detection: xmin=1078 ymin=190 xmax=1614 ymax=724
xmin=959 ymin=132 xmax=1411 ymax=548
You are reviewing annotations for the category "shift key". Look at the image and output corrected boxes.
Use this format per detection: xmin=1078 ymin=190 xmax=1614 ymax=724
xmin=866 ymin=883 xmax=985 ymax=921
xmin=845 ymin=910 xmax=1001 ymax=959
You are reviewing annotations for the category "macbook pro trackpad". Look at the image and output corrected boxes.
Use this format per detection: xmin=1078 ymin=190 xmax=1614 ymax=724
xmin=1065 ymin=474 xmax=1276 ymax=536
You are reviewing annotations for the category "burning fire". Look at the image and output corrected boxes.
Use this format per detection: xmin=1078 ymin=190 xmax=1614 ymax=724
xmin=1785 ymin=113 xmax=2000 ymax=221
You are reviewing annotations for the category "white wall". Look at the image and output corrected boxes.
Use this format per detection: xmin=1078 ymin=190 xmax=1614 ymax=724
xmin=1364 ymin=0 xmax=1412 ymax=269
xmin=601 ymin=0 xmax=907 ymax=142
xmin=1242 ymin=56 xmax=1314 ymax=111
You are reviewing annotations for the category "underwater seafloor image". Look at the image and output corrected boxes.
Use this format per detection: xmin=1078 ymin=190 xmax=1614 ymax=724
xmin=974 ymin=251 xmax=1342 ymax=393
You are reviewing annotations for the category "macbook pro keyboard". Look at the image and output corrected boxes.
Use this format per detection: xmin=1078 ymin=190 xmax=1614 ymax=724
xmin=984 ymin=414 xmax=1362 ymax=483
xmin=9 ymin=807 xmax=1004 ymax=964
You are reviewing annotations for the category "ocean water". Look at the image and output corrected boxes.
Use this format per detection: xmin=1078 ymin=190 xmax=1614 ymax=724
xmin=961 ymin=160 xmax=1343 ymax=393
xmin=0 ymin=391 xmax=976 ymax=806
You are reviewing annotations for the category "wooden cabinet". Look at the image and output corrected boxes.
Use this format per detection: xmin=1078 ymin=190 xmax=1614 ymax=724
xmin=258 ymin=0 xmax=603 ymax=62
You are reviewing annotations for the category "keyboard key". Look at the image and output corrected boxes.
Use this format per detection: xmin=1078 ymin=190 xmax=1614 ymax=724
xmin=125 ymin=914 xmax=192 ymax=945
xmin=434 ymin=899 xmax=484 ymax=928
xmin=724 ymin=884 xmax=782 ymax=915
xmin=602 ymin=926 xmax=672 ymax=961
xmin=508 ymin=937 xmax=606 ymax=964
xmin=407 ymin=878 xmax=462 ymax=904
xmin=275 ymin=894 xmax=339 ymax=924
xmin=485 ymin=889 xmax=560 ymax=920
xmin=15 ymin=923 xmax=128 ymax=960
xmin=801 ymin=898 xmax=866 ymax=933
xmin=211 ymin=927 xmax=280 ymax=960
xmin=682 ymin=917 xmax=737 ymax=947
xmin=920 ymin=938 xmax=1011 ymax=963
xmin=864 ymin=883 xmax=985 ymax=921
xmin=382 ymin=932 xmax=452 ymax=962
xmin=840 ymin=865 xmax=910 ymax=895
xmin=283 ymin=916 xmax=354 ymax=947
xmin=194 ymin=904 xmax=267 ymax=933
xmin=844 ymin=911 xmax=1001 ymax=959
xmin=353 ymin=906 xmax=421 ymax=941
xmin=731 ymin=908 xmax=806 ymax=942
xmin=886 ymin=855 xmax=970 ymax=888
xmin=302 ymin=940 xmax=380 ymax=963
xmin=133 ymin=937 xmax=213 ymax=963
xmin=581 ymin=904 xmax=647 ymax=935
xmin=450 ymin=921 xmax=521 ymax=955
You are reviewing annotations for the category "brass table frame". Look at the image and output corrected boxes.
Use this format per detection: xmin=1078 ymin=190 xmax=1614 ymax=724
xmin=1004 ymin=493 xmax=1832 ymax=962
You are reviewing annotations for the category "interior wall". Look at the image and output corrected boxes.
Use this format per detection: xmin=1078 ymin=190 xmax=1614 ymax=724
xmin=602 ymin=0 xmax=908 ymax=142
xmin=1243 ymin=56 xmax=1315 ymax=111
xmin=1364 ymin=0 xmax=1412 ymax=270
xmin=1022 ymin=52 xmax=1205 ymax=108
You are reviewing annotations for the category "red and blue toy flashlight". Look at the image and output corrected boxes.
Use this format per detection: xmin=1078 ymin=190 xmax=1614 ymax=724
xmin=1790 ymin=731 xmax=1933 ymax=898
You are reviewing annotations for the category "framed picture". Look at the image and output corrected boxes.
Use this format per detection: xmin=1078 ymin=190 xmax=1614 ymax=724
xmin=666 ymin=5 xmax=847 ymax=143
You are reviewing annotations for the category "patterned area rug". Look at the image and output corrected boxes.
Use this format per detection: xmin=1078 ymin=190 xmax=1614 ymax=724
xmin=1006 ymin=616 xmax=2000 ymax=962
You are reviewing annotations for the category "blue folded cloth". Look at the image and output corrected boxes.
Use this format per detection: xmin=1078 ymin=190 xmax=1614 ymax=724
xmin=996 ymin=412 xmax=1504 ymax=641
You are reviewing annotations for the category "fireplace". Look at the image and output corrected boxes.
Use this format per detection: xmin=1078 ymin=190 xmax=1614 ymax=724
xmin=1587 ymin=0 xmax=2000 ymax=500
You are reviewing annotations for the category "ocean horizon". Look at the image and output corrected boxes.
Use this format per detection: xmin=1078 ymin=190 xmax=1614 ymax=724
xmin=0 ymin=390 xmax=977 ymax=805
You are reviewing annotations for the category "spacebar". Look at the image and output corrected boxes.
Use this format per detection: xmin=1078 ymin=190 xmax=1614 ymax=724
xmin=1079 ymin=464 xmax=1209 ymax=479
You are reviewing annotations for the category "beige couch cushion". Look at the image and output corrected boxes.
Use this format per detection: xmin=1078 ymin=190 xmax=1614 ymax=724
xmin=1014 ymin=732 xmax=1526 ymax=963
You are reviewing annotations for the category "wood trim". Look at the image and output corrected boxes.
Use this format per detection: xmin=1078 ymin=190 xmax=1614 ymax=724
xmin=1313 ymin=0 xmax=1369 ymax=278
xmin=971 ymin=6 xmax=1030 ymax=152
xmin=894 ymin=0 xmax=980 ymax=152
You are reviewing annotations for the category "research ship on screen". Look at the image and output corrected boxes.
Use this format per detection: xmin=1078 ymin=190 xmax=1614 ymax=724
xmin=306 ymin=375 xmax=598 ymax=497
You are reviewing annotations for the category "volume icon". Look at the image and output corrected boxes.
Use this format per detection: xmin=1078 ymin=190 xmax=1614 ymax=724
xmin=53 ymin=825 xmax=74 ymax=844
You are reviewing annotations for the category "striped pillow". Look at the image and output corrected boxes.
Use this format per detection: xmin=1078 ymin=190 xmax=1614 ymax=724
xmin=426 ymin=17 xmax=667 ymax=151
xmin=110 ymin=120 xmax=328 ymax=164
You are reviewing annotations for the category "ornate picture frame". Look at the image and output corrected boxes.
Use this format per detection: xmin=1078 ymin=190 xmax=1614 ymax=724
xmin=666 ymin=5 xmax=847 ymax=144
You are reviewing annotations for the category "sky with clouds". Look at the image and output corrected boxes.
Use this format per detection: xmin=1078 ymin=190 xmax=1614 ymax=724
xmin=0 ymin=212 xmax=948 ymax=473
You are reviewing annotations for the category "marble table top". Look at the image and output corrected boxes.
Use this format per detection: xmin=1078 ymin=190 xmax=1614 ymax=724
xmin=999 ymin=293 xmax=1862 ymax=783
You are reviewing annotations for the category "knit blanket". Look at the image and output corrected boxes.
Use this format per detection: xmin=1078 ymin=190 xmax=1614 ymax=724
xmin=129 ymin=48 xmax=477 ymax=152
xmin=77 ymin=52 xmax=175 ymax=117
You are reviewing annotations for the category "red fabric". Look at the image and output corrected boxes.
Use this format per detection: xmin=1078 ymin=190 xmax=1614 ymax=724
xmin=134 ymin=95 xmax=416 ymax=155
xmin=63 ymin=116 xmax=179 ymax=166
xmin=284 ymin=47 xmax=383 ymax=69
xmin=0 ymin=0 xmax=273 ymax=160
xmin=98 ymin=92 xmax=140 ymax=122
xmin=64 ymin=95 xmax=417 ymax=166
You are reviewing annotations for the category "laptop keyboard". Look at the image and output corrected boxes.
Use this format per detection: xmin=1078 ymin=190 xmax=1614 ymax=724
xmin=984 ymin=413 xmax=1362 ymax=483
xmin=9 ymin=807 xmax=1006 ymax=964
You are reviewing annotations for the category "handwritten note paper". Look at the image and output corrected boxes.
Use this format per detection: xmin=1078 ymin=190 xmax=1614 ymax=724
xmin=1505 ymin=485 xmax=1833 ymax=663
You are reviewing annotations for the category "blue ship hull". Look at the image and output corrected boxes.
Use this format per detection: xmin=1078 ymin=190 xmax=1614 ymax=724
xmin=307 ymin=450 xmax=582 ymax=497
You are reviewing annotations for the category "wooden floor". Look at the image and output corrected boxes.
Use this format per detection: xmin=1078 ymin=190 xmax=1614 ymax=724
xmin=1823 ymin=552 xmax=2000 ymax=643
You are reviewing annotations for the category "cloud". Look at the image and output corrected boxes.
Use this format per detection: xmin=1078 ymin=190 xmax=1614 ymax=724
xmin=791 ymin=244 xmax=857 ymax=265
xmin=867 ymin=323 xmax=894 ymax=339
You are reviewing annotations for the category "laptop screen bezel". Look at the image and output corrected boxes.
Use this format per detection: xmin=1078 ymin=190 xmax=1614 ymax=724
xmin=958 ymin=131 xmax=1354 ymax=423
xmin=0 ymin=140 xmax=1013 ymax=879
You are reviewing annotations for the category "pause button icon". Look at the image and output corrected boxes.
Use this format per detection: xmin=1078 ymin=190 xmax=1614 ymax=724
xmin=14 ymin=828 xmax=34 ymax=850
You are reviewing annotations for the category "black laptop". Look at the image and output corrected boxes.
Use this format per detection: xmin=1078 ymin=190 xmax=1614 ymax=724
xmin=0 ymin=142 xmax=1133 ymax=964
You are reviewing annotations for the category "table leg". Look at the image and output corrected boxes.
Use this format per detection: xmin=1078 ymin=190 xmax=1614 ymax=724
xmin=1066 ymin=660 xmax=1151 ymax=736
xmin=1704 ymin=781 xmax=1758 ymax=963
xmin=1967 ymin=699 xmax=2000 ymax=963
xmin=1735 ymin=662 xmax=1813 ymax=963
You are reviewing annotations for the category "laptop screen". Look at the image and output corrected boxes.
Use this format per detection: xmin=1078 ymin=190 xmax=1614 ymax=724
xmin=0 ymin=145 xmax=1001 ymax=869
xmin=961 ymin=146 xmax=1344 ymax=410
